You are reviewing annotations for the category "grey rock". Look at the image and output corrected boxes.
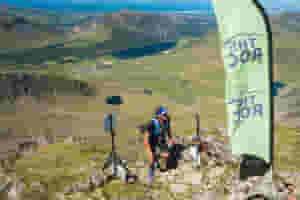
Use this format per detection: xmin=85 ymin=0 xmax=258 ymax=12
xmin=192 ymin=192 xmax=202 ymax=200
xmin=135 ymin=161 xmax=145 ymax=168
xmin=275 ymin=181 xmax=287 ymax=193
xmin=63 ymin=186 xmax=72 ymax=194
xmin=192 ymin=190 xmax=222 ymax=200
xmin=247 ymin=171 xmax=277 ymax=199
xmin=228 ymin=192 xmax=247 ymax=200
xmin=71 ymin=183 xmax=80 ymax=193
xmin=200 ymin=128 xmax=210 ymax=133
xmin=174 ymin=135 xmax=185 ymax=144
xmin=77 ymin=181 xmax=90 ymax=192
xmin=213 ymin=167 xmax=225 ymax=178
xmin=216 ymin=125 xmax=225 ymax=134
xmin=63 ymin=137 xmax=73 ymax=144
xmin=7 ymin=182 xmax=18 ymax=200
xmin=90 ymin=156 xmax=98 ymax=162
xmin=204 ymin=135 xmax=217 ymax=143
xmin=158 ymin=175 xmax=168 ymax=183
xmin=170 ymin=184 xmax=187 ymax=193
xmin=167 ymin=175 xmax=175 ymax=182
xmin=89 ymin=169 xmax=105 ymax=188
xmin=181 ymin=173 xmax=202 ymax=185
xmin=16 ymin=182 xmax=25 ymax=195
xmin=55 ymin=192 xmax=65 ymax=200
xmin=182 ymin=150 xmax=193 ymax=161
xmin=30 ymin=181 xmax=45 ymax=193
xmin=151 ymin=190 xmax=161 ymax=199
xmin=276 ymin=192 xmax=289 ymax=200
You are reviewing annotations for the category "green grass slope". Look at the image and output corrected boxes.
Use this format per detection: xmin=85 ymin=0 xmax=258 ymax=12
xmin=0 ymin=10 xmax=299 ymax=199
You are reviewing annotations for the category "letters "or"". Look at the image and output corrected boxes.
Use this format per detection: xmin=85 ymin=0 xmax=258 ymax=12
xmin=231 ymin=95 xmax=263 ymax=123
xmin=234 ymin=104 xmax=263 ymax=123
xmin=227 ymin=38 xmax=263 ymax=68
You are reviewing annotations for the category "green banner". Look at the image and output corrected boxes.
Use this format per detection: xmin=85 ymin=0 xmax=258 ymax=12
xmin=211 ymin=0 xmax=273 ymax=163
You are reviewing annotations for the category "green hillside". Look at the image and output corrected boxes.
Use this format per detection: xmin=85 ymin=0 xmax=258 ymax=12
xmin=0 ymin=8 xmax=299 ymax=200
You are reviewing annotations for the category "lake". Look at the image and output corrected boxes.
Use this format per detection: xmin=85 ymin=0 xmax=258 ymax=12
xmin=111 ymin=41 xmax=177 ymax=59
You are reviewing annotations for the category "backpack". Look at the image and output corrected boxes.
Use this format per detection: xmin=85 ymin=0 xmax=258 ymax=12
xmin=151 ymin=117 xmax=161 ymax=136
xmin=163 ymin=116 xmax=170 ymax=129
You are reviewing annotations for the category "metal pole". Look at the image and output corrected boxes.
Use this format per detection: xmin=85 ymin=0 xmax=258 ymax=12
xmin=109 ymin=114 xmax=116 ymax=176
xmin=196 ymin=113 xmax=200 ymax=137
xmin=112 ymin=131 xmax=117 ymax=176
xmin=110 ymin=113 xmax=117 ymax=176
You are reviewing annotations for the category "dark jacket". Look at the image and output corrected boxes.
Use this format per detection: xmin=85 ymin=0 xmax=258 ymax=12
xmin=144 ymin=118 xmax=161 ymax=153
xmin=162 ymin=114 xmax=172 ymax=139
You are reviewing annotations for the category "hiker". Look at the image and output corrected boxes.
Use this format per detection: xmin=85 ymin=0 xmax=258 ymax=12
xmin=156 ymin=106 xmax=174 ymax=149
xmin=144 ymin=106 xmax=173 ymax=184
xmin=155 ymin=106 xmax=182 ymax=170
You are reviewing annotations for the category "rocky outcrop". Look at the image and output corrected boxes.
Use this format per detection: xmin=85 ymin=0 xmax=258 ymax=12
xmin=0 ymin=134 xmax=106 ymax=200
xmin=0 ymin=128 xmax=298 ymax=200
xmin=127 ymin=134 xmax=298 ymax=200
xmin=0 ymin=165 xmax=106 ymax=200
xmin=0 ymin=134 xmax=94 ymax=170
xmin=0 ymin=134 xmax=55 ymax=171
xmin=61 ymin=168 xmax=105 ymax=194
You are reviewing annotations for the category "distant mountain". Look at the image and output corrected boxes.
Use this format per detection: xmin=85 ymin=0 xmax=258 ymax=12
xmin=278 ymin=11 xmax=300 ymax=32
xmin=103 ymin=11 xmax=179 ymax=42
xmin=0 ymin=14 xmax=65 ymax=49
xmin=102 ymin=10 xmax=217 ymax=45
xmin=0 ymin=5 xmax=217 ymax=50
xmin=0 ymin=3 xmax=102 ymax=35
xmin=0 ymin=4 xmax=100 ymax=49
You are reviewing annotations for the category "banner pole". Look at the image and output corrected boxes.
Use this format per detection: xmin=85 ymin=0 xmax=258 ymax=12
xmin=211 ymin=0 xmax=274 ymax=179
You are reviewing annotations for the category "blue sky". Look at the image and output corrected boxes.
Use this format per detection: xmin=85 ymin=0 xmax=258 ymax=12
xmin=0 ymin=0 xmax=299 ymax=13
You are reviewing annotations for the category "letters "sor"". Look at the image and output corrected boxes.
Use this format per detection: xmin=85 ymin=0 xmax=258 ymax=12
xmin=226 ymin=38 xmax=263 ymax=68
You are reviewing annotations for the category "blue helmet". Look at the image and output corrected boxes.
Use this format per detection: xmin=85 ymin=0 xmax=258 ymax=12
xmin=155 ymin=106 xmax=168 ymax=116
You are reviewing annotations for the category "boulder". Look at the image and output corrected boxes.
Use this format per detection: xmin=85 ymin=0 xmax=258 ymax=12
xmin=30 ymin=181 xmax=45 ymax=193
xmin=55 ymin=192 xmax=65 ymax=200
xmin=89 ymin=169 xmax=105 ymax=188
xmin=192 ymin=189 xmax=225 ymax=200
xmin=64 ymin=136 xmax=74 ymax=144
xmin=170 ymin=183 xmax=187 ymax=193
xmin=7 ymin=182 xmax=18 ymax=200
